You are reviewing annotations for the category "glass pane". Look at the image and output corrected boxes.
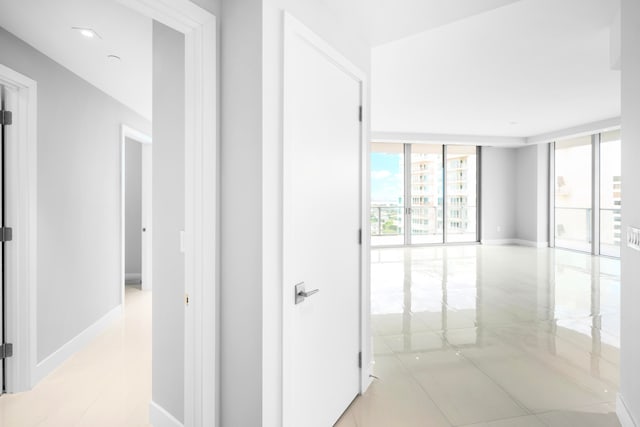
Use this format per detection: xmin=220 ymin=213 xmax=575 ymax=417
xmin=600 ymin=130 xmax=621 ymax=257
xmin=410 ymin=144 xmax=443 ymax=244
xmin=555 ymin=136 xmax=592 ymax=252
xmin=445 ymin=146 xmax=477 ymax=242
xmin=371 ymin=143 xmax=404 ymax=246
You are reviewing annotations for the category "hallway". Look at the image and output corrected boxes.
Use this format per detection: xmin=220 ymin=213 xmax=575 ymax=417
xmin=339 ymin=245 xmax=621 ymax=427
xmin=0 ymin=287 xmax=151 ymax=427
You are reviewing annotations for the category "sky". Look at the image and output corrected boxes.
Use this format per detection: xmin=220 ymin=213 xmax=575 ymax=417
xmin=371 ymin=152 xmax=403 ymax=204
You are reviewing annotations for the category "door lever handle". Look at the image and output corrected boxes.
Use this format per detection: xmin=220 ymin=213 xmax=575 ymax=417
xmin=299 ymin=289 xmax=319 ymax=298
xmin=295 ymin=282 xmax=319 ymax=304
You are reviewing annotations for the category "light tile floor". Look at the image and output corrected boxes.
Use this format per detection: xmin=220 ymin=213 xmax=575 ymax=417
xmin=0 ymin=286 xmax=151 ymax=427
xmin=338 ymin=245 xmax=621 ymax=427
xmin=0 ymin=246 xmax=622 ymax=427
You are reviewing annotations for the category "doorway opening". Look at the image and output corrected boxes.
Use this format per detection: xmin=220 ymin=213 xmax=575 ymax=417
xmin=121 ymin=126 xmax=152 ymax=298
xmin=0 ymin=1 xmax=216 ymax=425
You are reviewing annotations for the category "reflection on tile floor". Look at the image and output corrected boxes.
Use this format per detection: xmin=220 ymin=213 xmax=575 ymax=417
xmin=338 ymin=245 xmax=621 ymax=427
xmin=0 ymin=286 xmax=151 ymax=427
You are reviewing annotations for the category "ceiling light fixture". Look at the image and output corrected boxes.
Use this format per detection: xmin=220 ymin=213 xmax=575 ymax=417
xmin=72 ymin=27 xmax=101 ymax=39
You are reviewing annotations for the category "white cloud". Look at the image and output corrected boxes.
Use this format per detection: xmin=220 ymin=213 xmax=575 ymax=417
xmin=371 ymin=170 xmax=392 ymax=180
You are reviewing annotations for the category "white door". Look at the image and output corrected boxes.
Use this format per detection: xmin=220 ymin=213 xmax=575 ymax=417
xmin=141 ymin=143 xmax=152 ymax=290
xmin=283 ymin=19 xmax=362 ymax=427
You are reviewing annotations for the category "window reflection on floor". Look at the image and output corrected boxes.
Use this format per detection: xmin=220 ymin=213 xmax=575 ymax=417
xmin=338 ymin=245 xmax=621 ymax=427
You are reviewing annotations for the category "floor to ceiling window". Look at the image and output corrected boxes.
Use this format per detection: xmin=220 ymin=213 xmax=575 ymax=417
xmin=370 ymin=143 xmax=405 ymax=246
xmin=371 ymin=143 xmax=480 ymax=247
xmin=410 ymin=144 xmax=443 ymax=244
xmin=552 ymin=129 xmax=621 ymax=257
xmin=599 ymin=130 xmax=622 ymax=257
xmin=554 ymin=136 xmax=593 ymax=252
xmin=446 ymin=146 xmax=478 ymax=243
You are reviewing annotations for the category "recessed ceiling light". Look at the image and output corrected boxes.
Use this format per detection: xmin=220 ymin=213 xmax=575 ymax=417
xmin=72 ymin=27 xmax=101 ymax=39
xmin=107 ymin=54 xmax=121 ymax=62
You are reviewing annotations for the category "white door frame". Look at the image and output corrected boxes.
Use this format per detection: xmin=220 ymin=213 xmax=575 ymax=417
xmin=282 ymin=13 xmax=371 ymax=426
xmin=116 ymin=1 xmax=217 ymax=425
xmin=120 ymin=124 xmax=152 ymax=299
xmin=1 ymin=0 xmax=217 ymax=425
xmin=0 ymin=64 xmax=38 ymax=393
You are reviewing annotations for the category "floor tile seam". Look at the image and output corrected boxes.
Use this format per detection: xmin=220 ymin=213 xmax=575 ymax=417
xmin=517 ymin=346 xmax=619 ymax=396
xmin=453 ymin=413 xmax=544 ymax=427
xmin=455 ymin=349 xmax=534 ymax=416
xmin=31 ymin=398 xmax=95 ymax=427
xmin=470 ymin=342 xmax=619 ymax=404
xmin=390 ymin=351 xmax=456 ymax=426
xmin=526 ymin=399 xmax=619 ymax=417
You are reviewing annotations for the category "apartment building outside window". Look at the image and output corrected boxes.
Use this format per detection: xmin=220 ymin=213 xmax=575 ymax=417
xmin=371 ymin=143 xmax=480 ymax=246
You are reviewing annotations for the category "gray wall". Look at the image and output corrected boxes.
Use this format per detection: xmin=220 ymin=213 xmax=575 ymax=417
xmin=147 ymin=0 xmax=218 ymax=422
xmin=515 ymin=144 xmax=549 ymax=244
xmin=221 ymin=1 xmax=263 ymax=425
xmin=481 ymin=147 xmax=517 ymax=241
xmin=152 ymin=21 xmax=185 ymax=422
xmin=620 ymin=0 xmax=640 ymax=422
xmin=0 ymin=26 xmax=151 ymax=362
xmin=125 ymin=138 xmax=142 ymax=277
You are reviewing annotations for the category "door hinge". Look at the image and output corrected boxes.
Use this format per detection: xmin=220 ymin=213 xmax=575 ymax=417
xmin=0 ymin=343 xmax=13 ymax=359
xmin=0 ymin=227 xmax=12 ymax=242
xmin=0 ymin=110 xmax=12 ymax=126
xmin=358 ymin=105 xmax=362 ymax=123
xmin=358 ymin=351 xmax=362 ymax=368
xmin=185 ymin=293 xmax=190 ymax=306
xmin=358 ymin=229 xmax=362 ymax=245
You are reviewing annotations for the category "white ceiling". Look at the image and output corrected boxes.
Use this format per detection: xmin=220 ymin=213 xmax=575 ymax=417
xmin=0 ymin=0 xmax=621 ymax=138
xmin=0 ymin=0 xmax=152 ymax=120
xmin=322 ymin=0 xmax=524 ymax=47
xmin=371 ymin=0 xmax=621 ymax=138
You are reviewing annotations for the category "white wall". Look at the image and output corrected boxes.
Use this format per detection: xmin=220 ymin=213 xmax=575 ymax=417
xmin=220 ymin=0 xmax=369 ymax=425
xmin=619 ymin=0 xmax=640 ymax=423
xmin=481 ymin=147 xmax=517 ymax=242
xmin=152 ymin=21 xmax=185 ymax=422
xmin=125 ymin=138 xmax=142 ymax=278
xmin=0 ymin=26 xmax=151 ymax=362
xmin=515 ymin=144 xmax=549 ymax=245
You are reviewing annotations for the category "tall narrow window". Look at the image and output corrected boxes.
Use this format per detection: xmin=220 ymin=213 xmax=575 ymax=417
xmin=600 ymin=130 xmax=622 ymax=257
xmin=410 ymin=145 xmax=443 ymax=244
xmin=446 ymin=146 xmax=477 ymax=243
xmin=370 ymin=143 xmax=404 ymax=246
xmin=554 ymin=136 xmax=593 ymax=252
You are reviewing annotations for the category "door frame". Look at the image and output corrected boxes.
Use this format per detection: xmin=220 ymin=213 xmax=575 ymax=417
xmin=120 ymin=124 xmax=152 ymax=299
xmin=282 ymin=13 xmax=371 ymax=426
xmin=1 ymin=0 xmax=217 ymax=425
xmin=117 ymin=1 xmax=217 ymax=425
xmin=0 ymin=64 xmax=38 ymax=394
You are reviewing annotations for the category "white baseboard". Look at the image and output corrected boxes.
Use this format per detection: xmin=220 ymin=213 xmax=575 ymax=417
xmin=512 ymin=239 xmax=549 ymax=248
xmin=34 ymin=304 xmax=123 ymax=384
xmin=618 ymin=393 xmax=638 ymax=427
xmin=125 ymin=273 xmax=142 ymax=281
xmin=481 ymin=239 xmax=548 ymax=248
xmin=481 ymin=239 xmax=517 ymax=245
xmin=150 ymin=401 xmax=184 ymax=427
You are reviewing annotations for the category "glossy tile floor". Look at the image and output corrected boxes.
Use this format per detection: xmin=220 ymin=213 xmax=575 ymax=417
xmin=0 ymin=286 xmax=151 ymax=427
xmin=339 ymin=245 xmax=621 ymax=427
